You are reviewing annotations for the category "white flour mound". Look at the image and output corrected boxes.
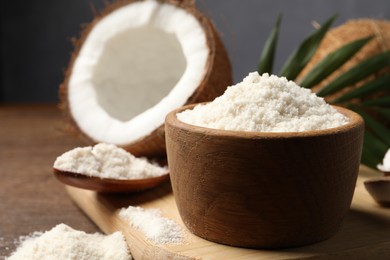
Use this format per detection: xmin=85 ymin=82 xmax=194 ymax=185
xmin=7 ymin=224 xmax=132 ymax=260
xmin=177 ymin=72 xmax=349 ymax=132
xmin=377 ymin=149 xmax=390 ymax=172
xmin=53 ymin=143 xmax=168 ymax=179
xmin=119 ymin=206 xmax=184 ymax=244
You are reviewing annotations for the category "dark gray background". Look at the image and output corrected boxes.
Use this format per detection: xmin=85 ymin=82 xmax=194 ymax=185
xmin=1 ymin=0 xmax=389 ymax=103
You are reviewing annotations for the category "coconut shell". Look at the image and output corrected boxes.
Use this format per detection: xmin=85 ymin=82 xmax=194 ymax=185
xmin=60 ymin=0 xmax=232 ymax=158
xmin=297 ymin=19 xmax=390 ymax=102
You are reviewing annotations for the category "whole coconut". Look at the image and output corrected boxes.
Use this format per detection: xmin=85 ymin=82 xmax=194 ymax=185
xmin=298 ymin=19 xmax=390 ymax=102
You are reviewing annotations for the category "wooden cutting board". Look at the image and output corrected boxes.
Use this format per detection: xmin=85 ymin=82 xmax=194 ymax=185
xmin=66 ymin=166 xmax=390 ymax=259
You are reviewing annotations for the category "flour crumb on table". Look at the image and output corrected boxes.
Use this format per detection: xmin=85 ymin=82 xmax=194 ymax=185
xmin=119 ymin=206 xmax=184 ymax=244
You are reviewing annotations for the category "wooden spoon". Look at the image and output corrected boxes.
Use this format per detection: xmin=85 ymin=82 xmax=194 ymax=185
xmin=53 ymin=168 xmax=169 ymax=193
xmin=364 ymin=171 xmax=390 ymax=208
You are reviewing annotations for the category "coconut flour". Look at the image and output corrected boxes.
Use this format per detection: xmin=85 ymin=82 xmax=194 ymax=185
xmin=7 ymin=224 xmax=131 ymax=260
xmin=377 ymin=149 xmax=390 ymax=172
xmin=53 ymin=143 xmax=167 ymax=179
xmin=177 ymin=72 xmax=349 ymax=132
xmin=119 ymin=206 xmax=184 ymax=244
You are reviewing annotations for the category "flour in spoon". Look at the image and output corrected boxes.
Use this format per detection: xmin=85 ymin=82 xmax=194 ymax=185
xmin=53 ymin=143 xmax=167 ymax=179
xmin=177 ymin=72 xmax=349 ymax=132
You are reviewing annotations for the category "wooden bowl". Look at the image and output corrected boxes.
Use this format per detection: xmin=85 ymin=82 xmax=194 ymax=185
xmin=364 ymin=174 xmax=390 ymax=207
xmin=165 ymin=104 xmax=364 ymax=248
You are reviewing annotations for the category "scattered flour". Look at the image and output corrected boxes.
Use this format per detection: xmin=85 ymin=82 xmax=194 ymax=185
xmin=377 ymin=149 xmax=390 ymax=172
xmin=177 ymin=72 xmax=349 ymax=132
xmin=6 ymin=224 xmax=131 ymax=260
xmin=119 ymin=206 xmax=184 ymax=244
xmin=12 ymin=232 xmax=43 ymax=248
xmin=53 ymin=143 xmax=167 ymax=179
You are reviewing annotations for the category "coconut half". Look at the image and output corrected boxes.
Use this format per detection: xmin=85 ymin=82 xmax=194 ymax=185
xmin=60 ymin=0 xmax=232 ymax=157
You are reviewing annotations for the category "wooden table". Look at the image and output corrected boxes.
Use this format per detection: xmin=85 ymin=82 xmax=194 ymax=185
xmin=1 ymin=105 xmax=389 ymax=259
xmin=0 ymin=105 xmax=99 ymax=258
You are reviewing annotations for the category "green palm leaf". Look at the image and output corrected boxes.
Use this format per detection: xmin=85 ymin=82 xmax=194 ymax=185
xmin=299 ymin=36 xmax=373 ymax=89
xmin=316 ymin=51 xmax=390 ymax=97
xmin=361 ymin=143 xmax=382 ymax=169
xmin=332 ymin=74 xmax=390 ymax=104
xmin=363 ymin=130 xmax=388 ymax=159
xmin=279 ymin=15 xmax=337 ymax=80
xmin=371 ymin=107 xmax=390 ymax=121
xmin=352 ymin=107 xmax=389 ymax=168
xmin=351 ymin=106 xmax=390 ymax=146
xmin=258 ymin=14 xmax=282 ymax=75
xmin=361 ymin=96 xmax=390 ymax=107
xmin=361 ymin=129 xmax=388 ymax=168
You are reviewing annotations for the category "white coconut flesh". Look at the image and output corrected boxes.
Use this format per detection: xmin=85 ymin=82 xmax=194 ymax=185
xmin=68 ymin=0 xmax=209 ymax=145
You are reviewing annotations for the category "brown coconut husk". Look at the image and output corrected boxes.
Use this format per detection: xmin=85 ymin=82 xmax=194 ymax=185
xmin=297 ymin=19 xmax=390 ymax=102
xmin=59 ymin=0 xmax=232 ymax=158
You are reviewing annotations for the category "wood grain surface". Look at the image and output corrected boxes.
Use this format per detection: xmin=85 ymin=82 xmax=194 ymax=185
xmin=0 ymin=105 xmax=99 ymax=259
xmin=66 ymin=167 xmax=390 ymax=259
xmin=1 ymin=105 xmax=390 ymax=259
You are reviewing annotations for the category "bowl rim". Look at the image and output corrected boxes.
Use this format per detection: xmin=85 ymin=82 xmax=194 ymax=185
xmin=165 ymin=103 xmax=364 ymax=139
